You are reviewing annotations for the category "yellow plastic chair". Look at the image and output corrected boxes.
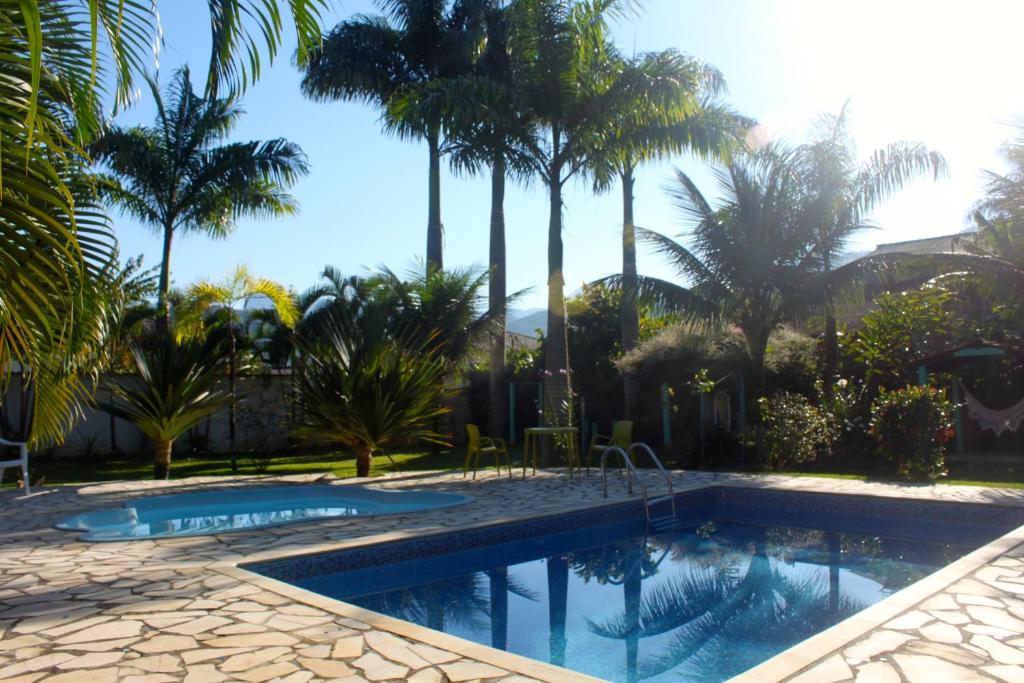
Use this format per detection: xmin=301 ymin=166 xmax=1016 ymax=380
xmin=587 ymin=420 xmax=633 ymax=473
xmin=464 ymin=424 xmax=511 ymax=479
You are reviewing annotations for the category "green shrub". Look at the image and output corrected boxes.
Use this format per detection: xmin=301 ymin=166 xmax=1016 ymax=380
xmin=743 ymin=391 xmax=835 ymax=471
xmin=868 ymin=386 xmax=954 ymax=480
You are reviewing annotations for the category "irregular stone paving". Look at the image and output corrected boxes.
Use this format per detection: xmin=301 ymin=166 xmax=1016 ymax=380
xmin=784 ymin=547 xmax=1024 ymax=682
xmin=0 ymin=468 xmax=1023 ymax=683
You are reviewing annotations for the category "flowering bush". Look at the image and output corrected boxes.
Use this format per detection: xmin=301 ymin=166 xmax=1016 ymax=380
xmin=868 ymin=385 xmax=954 ymax=480
xmin=743 ymin=391 xmax=835 ymax=471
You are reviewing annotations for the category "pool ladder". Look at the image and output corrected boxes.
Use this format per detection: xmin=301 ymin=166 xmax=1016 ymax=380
xmin=600 ymin=442 xmax=682 ymax=533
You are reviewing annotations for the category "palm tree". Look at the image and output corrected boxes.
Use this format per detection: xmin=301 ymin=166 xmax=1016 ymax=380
xmin=300 ymin=0 xmax=483 ymax=271
xmin=298 ymin=266 xmax=375 ymax=341
xmin=91 ymin=66 xmax=309 ymax=328
xmin=177 ymin=266 xmax=299 ymax=470
xmin=975 ymin=118 xmax=1024 ymax=230
xmin=511 ymin=0 xmax=633 ymax=428
xmin=0 ymin=1 xmax=323 ymax=448
xmin=797 ymin=105 xmax=947 ymax=391
xmin=939 ymin=120 xmax=1024 ymax=311
xmin=104 ymin=335 xmax=230 ymax=479
xmin=0 ymin=4 xmax=125 ymax=447
xmin=589 ymin=50 xmax=746 ymax=417
xmin=374 ymin=264 xmax=511 ymax=365
xmin=630 ymin=145 xmax=821 ymax=390
xmin=435 ymin=0 xmax=538 ymax=438
xmin=291 ymin=301 xmax=452 ymax=477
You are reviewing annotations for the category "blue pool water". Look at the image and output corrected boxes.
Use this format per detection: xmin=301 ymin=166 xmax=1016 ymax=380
xmin=56 ymin=484 xmax=472 ymax=541
xmin=253 ymin=488 xmax=1024 ymax=682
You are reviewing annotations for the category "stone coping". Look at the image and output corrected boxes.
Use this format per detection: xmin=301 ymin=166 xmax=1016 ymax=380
xmin=2 ymin=469 xmax=1024 ymax=682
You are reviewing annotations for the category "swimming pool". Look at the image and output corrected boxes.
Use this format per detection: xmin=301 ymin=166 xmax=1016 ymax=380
xmin=252 ymin=487 xmax=1024 ymax=682
xmin=56 ymin=484 xmax=473 ymax=541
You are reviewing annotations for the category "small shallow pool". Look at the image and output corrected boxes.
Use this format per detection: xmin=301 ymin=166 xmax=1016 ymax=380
xmin=56 ymin=484 xmax=472 ymax=541
xmin=252 ymin=487 xmax=1024 ymax=682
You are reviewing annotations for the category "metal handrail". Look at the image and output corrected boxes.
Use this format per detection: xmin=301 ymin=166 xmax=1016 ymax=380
xmin=600 ymin=446 xmax=647 ymax=504
xmin=628 ymin=442 xmax=675 ymax=517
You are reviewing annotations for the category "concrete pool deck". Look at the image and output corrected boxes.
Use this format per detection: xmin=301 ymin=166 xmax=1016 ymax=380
xmin=1 ymin=469 xmax=1024 ymax=682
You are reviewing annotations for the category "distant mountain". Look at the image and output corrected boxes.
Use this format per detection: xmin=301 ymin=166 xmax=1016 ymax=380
xmin=507 ymin=307 xmax=546 ymax=337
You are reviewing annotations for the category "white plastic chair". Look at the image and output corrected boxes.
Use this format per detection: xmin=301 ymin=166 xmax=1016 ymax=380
xmin=0 ymin=438 xmax=29 ymax=495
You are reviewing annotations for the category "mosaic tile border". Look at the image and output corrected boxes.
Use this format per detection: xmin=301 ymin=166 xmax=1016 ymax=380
xmin=252 ymin=486 xmax=1024 ymax=584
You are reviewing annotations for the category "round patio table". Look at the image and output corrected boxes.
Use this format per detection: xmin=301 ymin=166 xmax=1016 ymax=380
xmin=522 ymin=426 xmax=580 ymax=479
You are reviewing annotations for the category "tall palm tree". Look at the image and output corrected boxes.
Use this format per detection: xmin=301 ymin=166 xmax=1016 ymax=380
xmin=798 ymin=105 xmax=947 ymax=391
xmin=589 ymin=51 xmax=746 ymax=417
xmin=177 ymin=266 xmax=299 ymax=470
xmin=511 ymin=0 xmax=632 ymax=428
xmin=434 ymin=0 xmax=538 ymax=438
xmin=91 ymin=66 xmax=309 ymax=328
xmin=301 ymin=0 xmax=484 ymax=271
xmin=104 ymin=334 xmax=230 ymax=479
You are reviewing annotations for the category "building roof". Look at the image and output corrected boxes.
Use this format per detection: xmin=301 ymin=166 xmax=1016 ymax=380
xmin=870 ymin=231 xmax=976 ymax=257
xmin=908 ymin=339 xmax=1024 ymax=370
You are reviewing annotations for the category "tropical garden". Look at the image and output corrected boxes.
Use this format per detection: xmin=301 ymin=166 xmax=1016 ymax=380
xmin=2 ymin=0 xmax=1023 ymax=487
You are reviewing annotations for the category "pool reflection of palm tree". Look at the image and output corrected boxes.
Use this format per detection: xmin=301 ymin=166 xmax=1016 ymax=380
xmin=488 ymin=568 xmax=509 ymax=650
xmin=360 ymin=575 xmax=492 ymax=632
xmin=547 ymin=556 xmax=569 ymax=666
xmin=587 ymin=529 xmax=865 ymax=682
xmin=571 ymin=538 xmax=661 ymax=682
xmin=359 ymin=570 xmax=537 ymax=644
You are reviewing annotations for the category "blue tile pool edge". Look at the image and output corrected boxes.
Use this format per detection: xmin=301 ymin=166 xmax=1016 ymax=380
xmin=222 ymin=485 xmax=1024 ymax=683
xmin=246 ymin=486 xmax=1024 ymax=583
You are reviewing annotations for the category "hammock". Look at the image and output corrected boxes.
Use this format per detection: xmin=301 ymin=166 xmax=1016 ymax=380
xmin=961 ymin=383 xmax=1024 ymax=436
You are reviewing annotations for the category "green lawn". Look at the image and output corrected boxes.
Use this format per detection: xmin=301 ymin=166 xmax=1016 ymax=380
xmin=768 ymin=470 xmax=1024 ymax=489
xmin=11 ymin=448 xmax=1024 ymax=490
xmin=18 ymin=449 xmax=471 ymax=486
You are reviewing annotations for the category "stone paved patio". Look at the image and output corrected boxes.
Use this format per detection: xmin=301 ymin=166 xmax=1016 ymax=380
xmin=1 ymin=469 xmax=1023 ymax=683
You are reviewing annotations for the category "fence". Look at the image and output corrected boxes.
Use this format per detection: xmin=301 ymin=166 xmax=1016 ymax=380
xmin=4 ymin=371 xmax=477 ymax=459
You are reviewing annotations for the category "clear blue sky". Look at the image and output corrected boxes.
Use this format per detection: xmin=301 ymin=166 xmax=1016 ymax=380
xmin=110 ymin=0 xmax=1024 ymax=310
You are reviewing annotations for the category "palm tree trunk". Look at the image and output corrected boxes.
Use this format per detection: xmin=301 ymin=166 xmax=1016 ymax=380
xmin=426 ymin=126 xmax=444 ymax=272
xmin=544 ymin=130 xmax=572 ymax=457
xmin=154 ymin=439 xmax=173 ymax=479
xmin=822 ymin=250 xmax=837 ymax=399
xmin=228 ymin=327 xmax=238 ymax=472
xmin=488 ymin=156 xmax=508 ymax=439
xmin=747 ymin=329 xmax=769 ymax=396
xmin=157 ymin=223 xmax=174 ymax=333
xmin=108 ymin=394 xmax=119 ymax=456
xmin=620 ymin=167 xmax=640 ymax=419
xmin=355 ymin=444 xmax=374 ymax=478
